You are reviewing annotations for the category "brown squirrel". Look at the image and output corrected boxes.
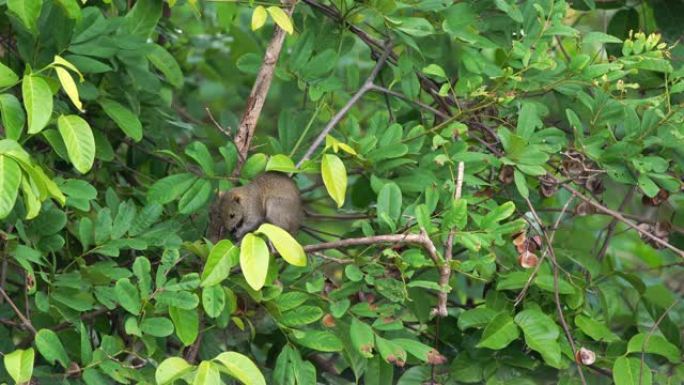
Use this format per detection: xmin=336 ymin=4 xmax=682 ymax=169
xmin=208 ymin=172 xmax=302 ymax=242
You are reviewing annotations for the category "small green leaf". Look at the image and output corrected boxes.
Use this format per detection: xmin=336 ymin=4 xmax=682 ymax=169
xmin=321 ymin=153 xmax=347 ymax=208
xmin=514 ymin=309 xmax=561 ymax=368
xmin=201 ymin=240 xmax=238 ymax=287
xmin=99 ymin=99 xmax=143 ymax=142
xmin=251 ymin=5 xmax=267 ymax=30
xmin=279 ymin=306 xmax=323 ymax=327
xmin=55 ymin=66 xmax=83 ymax=111
xmin=443 ymin=198 xmax=467 ymax=230
xmin=0 ymin=155 xmax=22 ymax=219
xmin=35 ymin=329 xmax=70 ymax=368
xmin=3 ymin=348 xmax=34 ymax=384
xmin=141 ymin=317 xmax=174 ymax=337
xmin=147 ymin=44 xmax=184 ymax=88
xmin=240 ymin=233 xmax=270 ymax=290
xmin=255 ymin=223 xmax=306 ymax=267
xmin=513 ymin=169 xmax=529 ymax=199
xmin=613 ymin=356 xmax=652 ymax=385
xmin=185 ymin=141 xmax=215 ymax=176
xmin=57 ymin=115 xmax=95 ymax=174
xmin=169 ymin=307 xmax=198 ymax=346
xmin=351 ymin=318 xmax=376 ymax=358
xmin=627 ymin=333 xmax=681 ymax=363
xmin=267 ymin=6 xmax=293 ymax=34
xmin=0 ymin=61 xmax=19 ymax=88
xmin=115 ymin=278 xmax=141 ymax=315
xmin=265 ymin=154 xmax=298 ymax=173
xmin=202 ymin=285 xmax=226 ymax=318
xmin=214 ymin=352 xmax=266 ymax=385
xmin=23 ymin=75 xmax=53 ymax=134
xmin=294 ymin=330 xmax=344 ymax=352
xmin=7 ymin=0 xmax=41 ymax=33
xmin=575 ymin=314 xmax=620 ymax=342
xmin=156 ymin=357 xmax=194 ymax=385
xmin=178 ymin=178 xmax=212 ymax=214
xmin=147 ymin=173 xmax=196 ymax=205
xmin=0 ymin=94 xmax=26 ymax=140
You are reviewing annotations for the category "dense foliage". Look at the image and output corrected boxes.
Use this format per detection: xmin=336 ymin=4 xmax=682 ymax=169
xmin=0 ymin=0 xmax=684 ymax=384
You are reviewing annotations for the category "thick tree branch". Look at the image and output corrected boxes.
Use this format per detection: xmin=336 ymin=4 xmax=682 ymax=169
xmin=432 ymin=161 xmax=464 ymax=317
xmin=296 ymin=44 xmax=393 ymax=167
xmin=233 ymin=0 xmax=295 ymax=174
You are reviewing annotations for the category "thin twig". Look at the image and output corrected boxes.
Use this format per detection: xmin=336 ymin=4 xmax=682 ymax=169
xmin=515 ymin=195 xmax=575 ymax=306
xmin=432 ymin=161 xmax=464 ymax=317
xmin=0 ymin=286 xmax=36 ymax=334
xmin=233 ymin=0 xmax=295 ymax=174
xmin=596 ymin=188 xmax=634 ymax=261
xmin=303 ymin=231 xmax=440 ymax=265
xmin=639 ymin=298 xmax=681 ymax=385
xmin=368 ymin=84 xmax=449 ymax=119
xmin=296 ymin=43 xmax=393 ymax=167
xmin=561 ymin=183 xmax=684 ymax=258
xmin=205 ymin=107 xmax=233 ymax=138
xmin=524 ymin=198 xmax=588 ymax=385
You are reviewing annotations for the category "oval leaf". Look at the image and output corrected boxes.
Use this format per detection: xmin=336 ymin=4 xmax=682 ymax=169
xmin=35 ymin=329 xmax=70 ymax=368
xmin=99 ymin=99 xmax=143 ymax=142
xmin=214 ymin=352 xmax=266 ymax=385
xmin=251 ymin=5 xmax=267 ymax=31
xmin=156 ymin=357 xmax=194 ymax=385
xmin=267 ymin=6 xmax=293 ymax=34
xmin=3 ymin=348 xmax=34 ymax=384
xmin=55 ymin=66 xmax=83 ymax=111
xmin=23 ymin=75 xmax=53 ymax=134
xmin=239 ymin=233 xmax=270 ymax=291
xmin=57 ymin=115 xmax=95 ymax=174
xmin=201 ymin=240 xmax=238 ymax=287
xmin=255 ymin=223 xmax=306 ymax=267
xmin=321 ymin=153 xmax=347 ymax=208
xmin=0 ymin=155 xmax=22 ymax=219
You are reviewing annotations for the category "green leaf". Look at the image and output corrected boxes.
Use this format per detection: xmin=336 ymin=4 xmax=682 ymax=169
xmin=394 ymin=17 xmax=435 ymax=37
xmin=141 ymin=317 xmax=174 ymax=337
xmin=55 ymin=66 xmax=83 ymax=111
xmin=294 ymin=330 xmax=344 ymax=352
xmin=0 ymin=94 xmax=26 ymax=140
xmin=494 ymin=0 xmax=523 ymax=22
xmin=148 ymin=173 xmax=196 ymax=205
xmin=201 ymin=240 xmax=238 ymax=287
xmin=251 ymin=5 xmax=267 ymax=30
xmin=178 ymin=178 xmax=212 ymax=214
xmin=115 ymin=278 xmax=141 ymax=315
xmin=613 ymin=356 xmax=652 ymax=385
xmin=122 ymin=0 xmax=162 ymax=38
xmin=156 ymin=357 xmax=194 ymax=385
xmin=255 ymin=223 xmax=306 ymax=267
xmin=443 ymin=198 xmax=467 ymax=230
xmin=481 ymin=201 xmax=515 ymax=228
xmin=129 ymin=203 xmax=163 ymax=236
xmin=321 ymin=153 xmax=347 ymax=208
xmin=513 ymin=169 xmax=529 ymax=199
xmin=375 ymin=336 xmax=407 ymax=367
xmin=0 ymin=155 xmax=22 ymax=219
xmin=240 ymin=153 xmax=268 ymax=179
xmin=351 ymin=318 xmax=376 ymax=358
xmin=185 ymin=141 xmax=215 ymax=176
xmin=476 ymin=312 xmax=520 ymax=350
xmin=7 ymin=0 xmax=42 ymax=33
xmin=169 ymin=307 xmax=198 ymax=346
xmin=514 ymin=309 xmax=561 ymax=368
xmin=23 ymin=75 xmax=53 ymax=134
xmin=99 ymin=99 xmax=143 ymax=142
xmin=193 ymin=361 xmax=221 ymax=385
xmin=377 ymin=182 xmax=402 ymax=224
xmin=0 ymin=61 xmax=19 ymax=88
xmin=457 ymin=307 xmax=498 ymax=330
xmin=393 ymin=339 xmax=445 ymax=364
xmin=214 ymin=352 xmax=266 ymax=385
xmin=627 ymin=333 xmax=681 ymax=363
xmin=112 ymin=200 xmax=137 ymax=239
xmin=202 ymin=285 xmax=226 ymax=318
xmin=414 ymin=204 xmax=433 ymax=233
xmin=265 ymin=154 xmax=298 ymax=173
xmin=156 ymin=290 xmax=199 ymax=310
xmin=35 ymin=329 xmax=70 ymax=368
xmin=575 ymin=314 xmax=620 ymax=342
xmin=267 ymin=6 xmax=293 ymax=34
xmin=57 ymin=115 xmax=95 ymax=174
xmin=584 ymin=31 xmax=622 ymax=44
xmin=240 ymin=233 xmax=270 ymax=290
xmin=279 ymin=306 xmax=323 ymax=327
xmin=147 ymin=44 xmax=184 ymax=88
xmin=3 ymin=348 xmax=34 ymax=384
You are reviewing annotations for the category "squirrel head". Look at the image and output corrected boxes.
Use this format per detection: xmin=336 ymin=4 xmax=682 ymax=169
xmin=220 ymin=190 xmax=245 ymax=234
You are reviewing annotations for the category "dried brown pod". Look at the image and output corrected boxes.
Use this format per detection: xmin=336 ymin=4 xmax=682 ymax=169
xmin=574 ymin=201 xmax=596 ymax=216
xmin=539 ymin=175 xmax=559 ymax=197
xmin=562 ymin=151 xmax=586 ymax=179
xmin=636 ymin=221 xmax=671 ymax=249
xmin=575 ymin=347 xmax=596 ymax=365
xmin=518 ymin=251 xmax=539 ymax=269
xmin=585 ymin=174 xmax=605 ymax=194
xmin=642 ymin=189 xmax=670 ymax=206
xmin=498 ymin=165 xmax=515 ymax=184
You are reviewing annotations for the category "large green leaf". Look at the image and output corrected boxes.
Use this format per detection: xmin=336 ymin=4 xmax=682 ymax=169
xmin=0 ymin=94 xmax=25 ymax=140
xmin=0 ymin=155 xmax=22 ymax=219
xmin=239 ymin=233 xmax=270 ymax=290
xmin=613 ymin=356 xmax=652 ymax=385
xmin=99 ymin=99 xmax=143 ymax=141
xmin=626 ymin=333 xmax=681 ymax=363
xmin=350 ymin=318 xmax=375 ymax=358
xmin=476 ymin=312 xmax=520 ymax=350
xmin=23 ymin=75 xmax=53 ymax=134
xmin=156 ymin=357 xmax=194 ymax=385
xmin=514 ymin=309 xmax=561 ymax=368
xmin=57 ymin=115 xmax=95 ymax=174
xmin=214 ymin=352 xmax=266 ymax=385
xmin=321 ymin=153 xmax=347 ymax=208
xmin=169 ymin=306 xmax=198 ymax=346
xmin=255 ymin=223 xmax=306 ymax=267
xmin=7 ymin=0 xmax=42 ymax=33
xmin=35 ymin=329 xmax=70 ymax=368
xmin=3 ymin=348 xmax=34 ymax=384
xmin=201 ymin=240 xmax=238 ymax=287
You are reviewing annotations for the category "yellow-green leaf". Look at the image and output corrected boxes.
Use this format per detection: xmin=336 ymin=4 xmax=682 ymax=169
xmin=321 ymin=153 xmax=347 ymax=208
xmin=57 ymin=115 xmax=95 ymax=174
xmin=267 ymin=6 xmax=293 ymax=34
xmin=251 ymin=6 xmax=267 ymax=31
xmin=53 ymin=55 xmax=84 ymax=81
xmin=192 ymin=361 xmax=221 ymax=385
xmin=201 ymin=240 xmax=238 ymax=287
xmin=0 ymin=155 xmax=22 ymax=219
xmin=3 ymin=348 xmax=34 ymax=384
xmin=256 ymin=223 xmax=306 ymax=267
xmin=20 ymin=177 xmax=40 ymax=219
xmin=22 ymin=75 xmax=53 ymax=134
xmin=214 ymin=352 xmax=266 ymax=385
xmin=239 ymin=233 xmax=270 ymax=290
xmin=55 ymin=66 xmax=83 ymax=112
xmin=156 ymin=357 xmax=194 ymax=385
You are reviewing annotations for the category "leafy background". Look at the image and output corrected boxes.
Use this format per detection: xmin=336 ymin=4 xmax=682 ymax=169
xmin=0 ymin=0 xmax=683 ymax=384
